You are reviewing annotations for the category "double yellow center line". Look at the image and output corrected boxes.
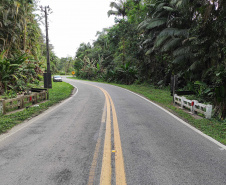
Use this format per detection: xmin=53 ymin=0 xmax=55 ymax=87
xmin=87 ymin=84 xmax=127 ymax=185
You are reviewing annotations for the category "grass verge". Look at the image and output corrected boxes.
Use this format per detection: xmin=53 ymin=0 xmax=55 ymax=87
xmin=0 ymin=81 xmax=74 ymax=134
xmin=68 ymin=77 xmax=226 ymax=145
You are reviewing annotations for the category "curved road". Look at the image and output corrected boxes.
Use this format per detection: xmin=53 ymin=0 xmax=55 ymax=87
xmin=0 ymin=77 xmax=225 ymax=185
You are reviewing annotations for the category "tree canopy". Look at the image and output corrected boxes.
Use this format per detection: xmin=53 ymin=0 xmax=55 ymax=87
xmin=74 ymin=0 xmax=226 ymax=119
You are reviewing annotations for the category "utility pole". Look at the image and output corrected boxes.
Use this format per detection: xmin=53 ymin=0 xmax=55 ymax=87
xmin=45 ymin=6 xmax=50 ymax=74
xmin=41 ymin=5 xmax=52 ymax=89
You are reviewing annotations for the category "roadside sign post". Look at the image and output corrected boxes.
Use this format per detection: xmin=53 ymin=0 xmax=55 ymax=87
xmin=72 ymin=71 xmax=75 ymax=77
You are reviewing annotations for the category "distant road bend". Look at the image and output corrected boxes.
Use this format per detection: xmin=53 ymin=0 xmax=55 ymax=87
xmin=0 ymin=77 xmax=225 ymax=185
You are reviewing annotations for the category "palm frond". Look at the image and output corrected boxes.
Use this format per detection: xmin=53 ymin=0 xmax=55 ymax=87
xmin=108 ymin=0 xmax=126 ymax=18
xmin=142 ymin=38 xmax=153 ymax=45
xmin=189 ymin=60 xmax=201 ymax=71
xmin=146 ymin=18 xmax=167 ymax=29
xmin=110 ymin=2 xmax=120 ymax=10
xmin=161 ymin=38 xmax=182 ymax=52
xmin=159 ymin=28 xmax=189 ymax=38
xmin=173 ymin=46 xmax=190 ymax=57
xmin=163 ymin=6 xmax=175 ymax=12
xmin=146 ymin=4 xmax=155 ymax=8
xmin=172 ymin=54 xmax=190 ymax=64
xmin=170 ymin=0 xmax=178 ymax=5
xmin=137 ymin=18 xmax=151 ymax=30
xmin=156 ymin=3 xmax=166 ymax=11
xmin=154 ymin=35 xmax=170 ymax=48
xmin=155 ymin=10 xmax=168 ymax=18
xmin=182 ymin=37 xmax=196 ymax=45
xmin=107 ymin=10 xmax=119 ymax=17
xmin=170 ymin=0 xmax=189 ymax=8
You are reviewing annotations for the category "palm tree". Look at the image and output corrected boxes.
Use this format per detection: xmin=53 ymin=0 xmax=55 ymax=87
xmin=107 ymin=0 xmax=128 ymax=64
xmin=107 ymin=0 xmax=127 ymax=19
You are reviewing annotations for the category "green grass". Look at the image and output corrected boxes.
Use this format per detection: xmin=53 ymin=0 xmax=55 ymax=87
xmin=68 ymin=77 xmax=226 ymax=145
xmin=0 ymin=81 xmax=74 ymax=134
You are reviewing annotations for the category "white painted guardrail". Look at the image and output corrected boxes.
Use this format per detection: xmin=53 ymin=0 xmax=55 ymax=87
xmin=174 ymin=94 xmax=212 ymax=119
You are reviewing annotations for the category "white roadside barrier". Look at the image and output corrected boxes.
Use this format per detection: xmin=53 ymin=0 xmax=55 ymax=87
xmin=174 ymin=94 xmax=212 ymax=119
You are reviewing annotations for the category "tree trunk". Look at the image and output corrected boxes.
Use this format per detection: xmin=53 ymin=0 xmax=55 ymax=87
xmin=23 ymin=19 xmax=27 ymax=51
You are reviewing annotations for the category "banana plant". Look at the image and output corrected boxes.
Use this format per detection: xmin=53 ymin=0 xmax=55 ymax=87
xmin=0 ymin=51 xmax=27 ymax=93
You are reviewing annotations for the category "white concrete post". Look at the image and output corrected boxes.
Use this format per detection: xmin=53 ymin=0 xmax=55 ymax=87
xmin=0 ymin=100 xmax=2 ymax=114
xmin=181 ymin=96 xmax=185 ymax=109
xmin=174 ymin=94 xmax=177 ymax=105
xmin=205 ymin=105 xmax=212 ymax=119
xmin=189 ymin=100 xmax=193 ymax=112
xmin=192 ymin=100 xmax=198 ymax=114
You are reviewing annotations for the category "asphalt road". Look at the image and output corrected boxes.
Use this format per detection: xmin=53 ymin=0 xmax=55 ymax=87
xmin=0 ymin=77 xmax=225 ymax=185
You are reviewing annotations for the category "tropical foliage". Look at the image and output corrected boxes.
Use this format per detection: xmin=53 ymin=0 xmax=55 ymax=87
xmin=1 ymin=0 xmax=225 ymax=119
xmin=0 ymin=0 xmax=70 ymax=96
xmin=0 ymin=0 xmax=46 ymax=95
xmin=74 ymin=0 xmax=226 ymax=119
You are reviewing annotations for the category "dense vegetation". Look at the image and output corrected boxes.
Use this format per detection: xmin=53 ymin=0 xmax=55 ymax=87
xmin=1 ymin=0 xmax=225 ymax=119
xmin=0 ymin=0 xmax=44 ymax=94
xmin=74 ymin=0 xmax=226 ymax=119
xmin=0 ymin=0 xmax=74 ymax=98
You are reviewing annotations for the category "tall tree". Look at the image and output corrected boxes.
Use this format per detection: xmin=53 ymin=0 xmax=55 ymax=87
xmin=107 ymin=0 xmax=127 ymax=19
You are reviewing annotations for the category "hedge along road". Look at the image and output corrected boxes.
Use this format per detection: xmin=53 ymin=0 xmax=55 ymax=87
xmin=0 ymin=77 xmax=225 ymax=185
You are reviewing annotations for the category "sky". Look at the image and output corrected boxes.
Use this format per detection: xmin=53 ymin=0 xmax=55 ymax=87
xmin=37 ymin=0 xmax=116 ymax=58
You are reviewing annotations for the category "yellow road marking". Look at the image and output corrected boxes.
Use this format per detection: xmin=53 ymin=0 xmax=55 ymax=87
xmin=80 ymin=82 xmax=127 ymax=185
xmin=100 ymin=88 xmax=112 ymax=185
xmin=108 ymin=93 xmax=127 ymax=185
xmin=87 ymin=102 xmax=106 ymax=185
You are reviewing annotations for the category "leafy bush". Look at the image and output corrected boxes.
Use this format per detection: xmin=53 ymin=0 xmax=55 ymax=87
xmin=0 ymin=51 xmax=43 ymax=94
xmin=1 ymin=90 xmax=17 ymax=99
